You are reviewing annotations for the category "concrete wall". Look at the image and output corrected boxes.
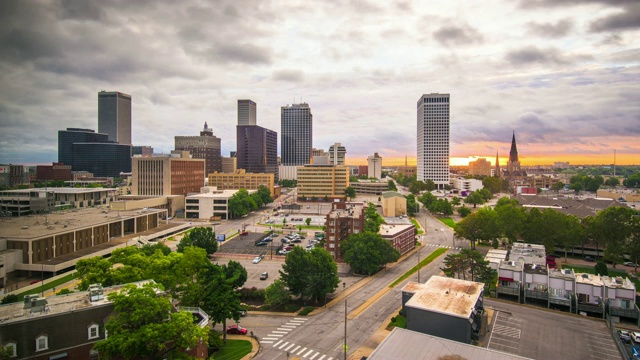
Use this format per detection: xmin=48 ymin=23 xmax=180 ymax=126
xmin=406 ymin=306 xmax=472 ymax=344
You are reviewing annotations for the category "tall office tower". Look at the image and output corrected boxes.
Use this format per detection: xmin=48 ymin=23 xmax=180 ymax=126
xmin=367 ymin=152 xmax=382 ymax=179
xmin=98 ymin=91 xmax=132 ymax=145
xmin=175 ymin=122 xmax=222 ymax=176
xmin=281 ymin=103 xmax=313 ymax=166
xmin=237 ymin=99 xmax=257 ymax=126
xmin=58 ymin=128 xmax=109 ymax=165
xmin=417 ymin=93 xmax=450 ymax=189
xmin=236 ymin=125 xmax=278 ymax=179
xmin=329 ymin=143 xmax=347 ymax=165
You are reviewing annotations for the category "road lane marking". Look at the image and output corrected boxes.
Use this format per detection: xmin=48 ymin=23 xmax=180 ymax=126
xmin=273 ymin=340 xmax=282 ymax=347
xmin=260 ymin=341 xmax=273 ymax=344
xmin=309 ymin=352 xmax=319 ymax=360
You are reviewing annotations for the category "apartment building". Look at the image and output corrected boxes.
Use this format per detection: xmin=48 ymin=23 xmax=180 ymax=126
xmin=324 ymin=202 xmax=364 ymax=261
xmin=131 ymin=151 xmax=205 ymax=197
xmin=379 ymin=224 xmax=415 ymax=256
xmin=297 ymin=165 xmax=349 ymax=201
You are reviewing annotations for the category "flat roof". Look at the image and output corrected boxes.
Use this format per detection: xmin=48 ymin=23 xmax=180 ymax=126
xmin=404 ymin=276 xmax=484 ymax=319
xmin=186 ymin=189 xmax=255 ymax=199
xmin=369 ymin=327 xmax=532 ymax=360
xmin=549 ymin=267 xmax=575 ymax=280
xmin=379 ymin=224 xmax=414 ymax=237
xmin=0 ymin=207 xmax=165 ymax=240
xmin=499 ymin=260 xmax=524 ymax=271
xmin=576 ymin=273 xmax=604 ymax=286
xmin=602 ymin=276 xmax=635 ymax=291
xmin=0 ymin=187 xmax=113 ymax=195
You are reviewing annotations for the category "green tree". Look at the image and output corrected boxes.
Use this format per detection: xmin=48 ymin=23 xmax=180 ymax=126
xmin=418 ymin=192 xmax=437 ymax=208
xmin=257 ymin=184 xmax=274 ymax=204
xmin=441 ymin=249 xmax=496 ymax=286
xmin=279 ymin=247 xmax=339 ymax=303
xmin=305 ymin=218 xmax=311 ymax=226
xmin=451 ymin=196 xmax=461 ymax=206
xmin=222 ymin=260 xmax=248 ymax=289
xmin=406 ymin=194 xmax=418 ymax=216
xmin=604 ymin=177 xmax=619 ymax=187
xmin=590 ymin=206 xmax=638 ymax=266
xmin=140 ymin=243 xmax=171 ymax=256
xmin=0 ymin=345 xmax=13 ymax=359
xmin=198 ymin=264 xmax=243 ymax=342
xmin=482 ymin=177 xmax=502 ymax=194
xmin=364 ymin=202 xmax=384 ymax=233
xmin=551 ymin=181 xmax=566 ymax=193
xmin=264 ymin=279 xmax=291 ymax=307
xmin=251 ymin=192 xmax=264 ymax=209
xmin=345 ymin=186 xmax=356 ymax=200
xmin=341 ymin=232 xmax=400 ymax=275
xmin=623 ymin=172 xmax=640 ymax=188
xmin=495 ymin=202 xmax=526 ymax=244
xmin=594 ymin=261 xmax=608 ymax=276
xmin=93 ymin=282 xmax=208 ymax=359
xmin=457 ymin=206 xmax=471 ymax=218
xmin=428 ymin=199 xmax=453 ymax=216
xmin=455 ymin=208 xmax=499 ymax=249
xmin=0 ymin=294 xmax=19 ymax=305
xmin=177 ymin=227 xmax=218 ymax=254
xmin=387 ymin=180 xmax=398 ymax=191
xmin=464 ymin=192 xmax=484 ymax=208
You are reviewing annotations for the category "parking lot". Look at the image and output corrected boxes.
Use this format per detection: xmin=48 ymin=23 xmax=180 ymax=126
xmin=486 ymin=299 xmax=621 ymax=359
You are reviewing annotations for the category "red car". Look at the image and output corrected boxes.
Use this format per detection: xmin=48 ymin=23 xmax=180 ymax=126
xmin=226 ymin=325 xmax=248 ymax=335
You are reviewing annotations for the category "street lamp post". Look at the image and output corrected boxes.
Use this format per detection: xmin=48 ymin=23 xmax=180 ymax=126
xmin=343 ymin=282 xmax=347 ymax=360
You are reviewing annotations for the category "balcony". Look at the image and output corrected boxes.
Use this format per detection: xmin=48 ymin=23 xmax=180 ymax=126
xmin=525 ymin=289 xmax=549 ymax=301
xmin=177 ymin=306 xmax=209 ymax=328
xmin=497 ymin=286 xmax=519 ymax=296
xmin=608 ymin=300 xmax=640 ymax=319
xmin=577 ymin=302 xmax=604 ymax=314
xmin=549 ymin=296 xmax=572 ymax=306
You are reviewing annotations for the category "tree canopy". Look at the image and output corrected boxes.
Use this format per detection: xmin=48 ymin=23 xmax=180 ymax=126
xmin=341 ymin=232 xmax=401 ymax=275
xmin=93 ymin=282 xmax=209 ymax=360
xmin=177 ymin=227 xmax=218 ymax=254
xmin=279 ymin=247 xmax=340 ymax=303
xmin=441 ymin=249 xmax=495 ymax=286
xmin=364 ymin=202 xmax=384 ymax=233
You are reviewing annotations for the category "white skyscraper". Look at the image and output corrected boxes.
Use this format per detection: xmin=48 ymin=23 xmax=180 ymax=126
xmin=281 ymin=103 xmax=313 ymax=166
xmin=417 ymin=93 xmax=450 ymax=189
xmin=367 ymin=152 xmax=382 ymax=179
xmin=328 ymin=142 xmax=346 ymax=165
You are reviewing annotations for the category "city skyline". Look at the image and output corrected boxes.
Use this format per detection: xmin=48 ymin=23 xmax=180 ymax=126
xmin=0 ymin=1 xmax=638 ymax=167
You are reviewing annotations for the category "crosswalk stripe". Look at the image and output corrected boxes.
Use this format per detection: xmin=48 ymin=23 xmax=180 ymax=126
xmin=284 ymin=343 xmax=296 ymax=351
xmin=304 ymin=349 xmax=314 ymax=357
xmin=277 ymin=328 xmax=292 ymax=331
xmin=273 ymin=340 xmax=282 ymax=347
xmin=273 ymin=331 xmax=288 ymax=334
xmin=294 ymin=317 xmax=307 ymax=321
xmin=318 ymin=355 xmax=326 ymax=360
xmin=309 ymin=352 xmax=319 ymax=359
xmin=292 ymin=345 xmax=301 ymax=353
xmin=297 ymin=347 xmax=308 ymax=356
xmin=260 ymin=341 xmax=273 ymax=344
xmin=278 ymin=342 xmax=290 ymax=349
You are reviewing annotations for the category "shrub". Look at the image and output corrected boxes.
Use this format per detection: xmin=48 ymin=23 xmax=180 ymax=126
xmin=299 ymin=306 xmax=314 ymax=316
xmin=0 ymin=294 xmax=19 ymax=305
xmin=284 ymin=303 xmax=301 ymax=312
xmin=56 ymin=288 xmax=72 ymax=295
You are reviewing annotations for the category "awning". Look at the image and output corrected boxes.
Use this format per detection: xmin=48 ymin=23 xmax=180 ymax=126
xmin=498 ymin=277 xmax=514 ymax=282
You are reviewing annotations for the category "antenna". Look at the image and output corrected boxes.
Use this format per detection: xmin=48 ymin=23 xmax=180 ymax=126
xmin=614 ymin=149 xmax=616 ymax=177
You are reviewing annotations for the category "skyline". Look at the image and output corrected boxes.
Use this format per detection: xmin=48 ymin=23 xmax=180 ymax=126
xmin=0 ymin=1 xmax=639 ymax=167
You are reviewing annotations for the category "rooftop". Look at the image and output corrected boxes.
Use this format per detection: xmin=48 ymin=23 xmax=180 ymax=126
xmin=379 ymin=224 xmax=414 ymax=237
xmin=549 ymin=267 xmax=575 ymax=280
xmin=602 ymin=276 xmax=635 ymax=291
xmin=381 ymin=191 xmax=404 ymax=199
xmin=404 ymin=276 xmax=484 ymax=319
xmin=327 ymin=203 xmax=364 ymax=219
xmin=0 ymin=187 xmax=114 ymax=195
xmin=499 ymin=260 xmax=524 ymax=271
xmin=575 ymin=273 xmax=604 ymax=286
xmin=523 ymin=263 xmax=548 ymax=275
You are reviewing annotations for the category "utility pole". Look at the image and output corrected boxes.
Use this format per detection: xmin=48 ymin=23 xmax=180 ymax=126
xmin=343 ymin=282 xmax=347 ymax=360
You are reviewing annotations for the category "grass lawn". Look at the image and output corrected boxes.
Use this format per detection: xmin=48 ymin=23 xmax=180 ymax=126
xmin=211 ymin=339 xmax=252 ymax=360
xmin=410 ymin=219 xmax=424 ymax=235
xmin=387 ymin=314 xmax=407 ymax=330
xmin=439 ymin=217 xmax=455 ymax=228
xmin=15 ymin=272 xmax=79 ymax=301
xmin=389 ymin=247 xmax=447 ymax=288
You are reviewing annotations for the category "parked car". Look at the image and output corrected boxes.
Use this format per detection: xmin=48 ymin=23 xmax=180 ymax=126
xmin=240 ymin=231 xmax=249 ymax=236
xmin=631 ymin=331 xmax=640 ymax=343
xmin=292 ymin=238 xmax=302 ymax=243
xmin=278 ymin=250 xmax=289 ymax=255
xmin=263 ymin=237 xmax=273 ymax=242
xmin=619 ymin=330 xmax=632 ymax=343
xmin=240 ymin=309 xmax=247 ymax=316
xmin=624 ymin=262 xmax=639 ymax=267
xmin=632 ymin=345 xmax=640 ymax=359
xmin=255 ymin=241 xmax=267 ymax=246
xmin=260 ymin=272 xmax=268 ymax=280
xmin=584 ymin=256 xmax=596 ymax=262
xmin=252 ymin=256 xmax=262 ymax=264
xmin=283 ymin=246 xmax=293 ymax=251
xmin=226 ymin=325 xmax=248 ymax=335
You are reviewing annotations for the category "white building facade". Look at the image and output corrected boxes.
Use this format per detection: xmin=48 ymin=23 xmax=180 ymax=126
xmin=417 ymin=93 xmax=450 ymax=189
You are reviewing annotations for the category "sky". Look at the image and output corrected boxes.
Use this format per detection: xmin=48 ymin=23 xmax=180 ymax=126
xmin=0 ymin=0 xmax=639 ymax=167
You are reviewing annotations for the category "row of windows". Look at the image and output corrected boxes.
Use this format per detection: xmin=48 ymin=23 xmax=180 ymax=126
xmin=423 ymin=97 xmax=449 ymax=103
xmin=2 ymin=324 xmax=99 ymax=357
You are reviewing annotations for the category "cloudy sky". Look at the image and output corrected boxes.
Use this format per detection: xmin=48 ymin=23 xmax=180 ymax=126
xmin=1 ymin=0 xmax=638 ymax=167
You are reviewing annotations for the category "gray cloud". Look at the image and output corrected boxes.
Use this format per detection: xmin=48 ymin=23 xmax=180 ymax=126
xmin=272 ymin=69 xmax=304 ymax=83
xmin=209 ymin=43 xmax=273 ymax=65
xmin=505 ymin=46 xmax=569 ymax=65
xmin=590 ymin=3 xmax=640 ymax=32
xmin=526 ymin=19 xmax=574 ymax=38
xmin=433 ymin=24 xmax=483 ymax=46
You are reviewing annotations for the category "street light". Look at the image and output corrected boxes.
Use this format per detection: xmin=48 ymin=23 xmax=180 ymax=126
xmin=343 ymin=282 xmax=347 ymax=360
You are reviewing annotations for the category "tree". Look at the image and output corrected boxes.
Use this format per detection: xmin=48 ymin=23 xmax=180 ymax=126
xmin=604 ymin=177 xmax=619 ymax=187
xmin=341 ymin=232 xmax=400 ymax=275
xmin=222 ymin=260 xmax=248 ymax=289
xmin=387 ymin=180 xmax=397 ymax=191
xmin=305 ymin=218 xmax=311 ymax=226
xmin=93 ymin=282 xmax=208 ymax=359
xmin=345 ymin=186 xmax=356 ymax=200
xmin=364 ymin=203 xmax=384 ymax=233
xmin=140 ymin=243 xmax=171 ymax=256
xmin=451 ymin=196 xmax=461 ymax=206
xmin=441 ymin=249 xmax=496 ymax=286
xmin=257 ymin=184 xmax=274 ymax=204
xmin=251 ymin=192 xmax=264 ymax=209
xmin=495 ymin=202 xmax=526 ymax=244
xmin=177 ymin=227 xmax=218 ymax=254
xmin=279 ymin=247 xmax=339 ymax=303
xmin=589 ymin=206 xmax=638 ymax=266
xmin=594 ymin=261 xmax=608 ymax=276
xmin=0 ymin=346 xmax=14 ymax=360
xmin=623 ymin=172 xmax=640 ymax=188
xmin=482 ymin=177 xmax=502 ymax=194
xmin=418 ymin=192 xmax=437 ymax=208
xmin=264 ymin=279 xmax=291 ymax=307
xmin=464 ymin=192 xmax=484 ymax=208
xmin=406 ymin=194 xmax=418 ymax=216
xmin=551 ymin=181 xmax=565 ymax=193
xmin=0 ymin=294 xmax=18 ymax=305
xmin=455 ymin=208 xmax=499 ymax=249
xmin=428 ymin=199 xmax=453 ymax=216
xmin=457 ymin=206 xmax=471 ymax=218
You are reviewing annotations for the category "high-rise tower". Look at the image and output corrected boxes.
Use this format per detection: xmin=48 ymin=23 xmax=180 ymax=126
xmin=237 ymin=99 xmax=257 ymax=126
xmin=328 ymin=143 xmax=346 ymax=165
xmin=98 ymin=91 xmax=131 ymax=145
xmin=417 ymin=93 xmax=450 ymax=189
xmin=175 ymin=122 xmax=222 ymax=175
xmin=281 ymin=103 xmax=313 ymax=166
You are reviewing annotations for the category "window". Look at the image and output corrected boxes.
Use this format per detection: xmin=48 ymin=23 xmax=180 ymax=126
xmin=88 ymin=323 xmax=100 ymax=339
xmin=36 ymin=335 xmax=48 ymax=352
xmin=3 ymin=342 xmax=16 ymax=358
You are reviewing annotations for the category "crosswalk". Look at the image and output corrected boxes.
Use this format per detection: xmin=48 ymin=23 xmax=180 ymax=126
xmin=260 ymin=318 xmax=334 ymax=360
xmin=424 ymin=243 xmax=461 ymax=250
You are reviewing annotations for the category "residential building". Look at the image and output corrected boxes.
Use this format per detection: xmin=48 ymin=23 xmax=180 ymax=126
xmin=35 ymin=162 xmax=72 ymax=182
xmin=381 ymin=191 xmax=407 ymax=217
xmin=324 ymin=202 xmax=364 ymax=261
xmin=221 ymin=156 xmax=237 ymax=173
xmin=523 ymin=263 xmax=549 ymax=304
xmin=402 ymin=276 xmax=485 ymax=344
xmin=468 ymin=158 xmax=492 ymax=177
xmin=58 ymin=128 xmax=109 ymax=165
xmin=98 ymin=91 xmax=131 ymax=145
xmin=328 ymin=143 xmax=346 ymax=165
xmin=597 ymin=190 xmax=640 ymax=203
xmin=350 ymin=180 xmax=388 ymax=195
xmin=554 ymin=161 xmax=570 ymax=169
xmin=548 ymin=267 xmax=576 ymax=312
xmin=175 ymin=122 xmax=222 ymax=175
xmin=9 ymin=165 xmax=29 ymax=187
xmin=451 ymin=177 xmax=483 ymax=193
xmin=575 ymin=273 xmax=605 ymax=317
xmin=603 ymin=276 xmax=639 ymax=321
xmin=281 ymin=103 xmax=312 ymax=166
xmin=379 ymin=224 xmax=415 ymax=256
xmin=207 ymin=170 xmax=274 ymax=195
xmin=297 ymin=165 xmax=349 ymax=201
xmin=417 ymin=93 xmax=450 ymax=189
xmin=132 ymin=145 xmax=153 ymax=157
xmin=237 ymin=99 xmax=257 ymax=126
xmin=185 ymin=187 xmax=256 ymax=220
xmin=497 ymin=260 xmax=524 ymax=302
xmin=0 ymin=281 xmax=209 ymax=360
xmin=131 ymin=151 xmax=205 ymax=197
xmin=367 ymin=153 xmax=382 ymax=179
xmin=236 ymin=125 xmax=278 ymax=179
xmin=527 ymin=175 xmax=560 ymax=189
xmin=484 ymin=249 xmax=508 ymax=271
xmin=71 ymin=143 xmax=132 ymax=178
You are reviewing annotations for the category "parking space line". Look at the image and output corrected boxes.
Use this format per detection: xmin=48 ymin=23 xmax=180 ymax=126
xmin=492 ymin=342 xmax=519 ymax=351
xmin=490 ymin=336 xmax=520 ymax=345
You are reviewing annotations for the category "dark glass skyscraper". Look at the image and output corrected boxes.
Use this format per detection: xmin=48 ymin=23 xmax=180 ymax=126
xmin=71 ymin=143 xmax=132 ymax=177
xmin=58 ymin=128 xmax=109 ymax=165
xmin=281 ymin=103 xmax=312 ymax=166
xmin=98 ymin=91 xmax=132 ymax=145
xmin=236 ymin=125 xmax=278 ymax=179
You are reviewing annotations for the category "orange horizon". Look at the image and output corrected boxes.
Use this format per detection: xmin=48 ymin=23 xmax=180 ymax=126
xmin=344 ymin=154 xmax=638 ymax=167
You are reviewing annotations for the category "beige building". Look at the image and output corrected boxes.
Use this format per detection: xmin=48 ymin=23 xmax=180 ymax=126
xmin=185 ymin=187 xmax=256 ymax=220
xmin=351 ymin=181 xmax=389 ymax=195
xmin=131 ymin=151 xmax=205 ymax=197
xmin=397 ymin=165 xmax=417 ymax=178
xmin=221 ymin=156 xmax=237 ymax=173
xmin=381 ymin=191 xmax=407 ymax=217
xmin=367 ymin=152 xmax=383 ymax=179
xmin=207 ymin=170 xmax=275 ymax=195
xmin=468 ymin=158 xmax=492 ymax=177
xmin=297 ymin=165 xmax=349 ymax=201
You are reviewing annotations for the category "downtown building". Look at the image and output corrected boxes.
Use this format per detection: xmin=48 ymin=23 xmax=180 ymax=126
xmin=98 ymin=91 xmax=132 ymax=145
xmin=328 ymin=143 xmax=346 ymax=165
xmin=297 ymin=164 xmax=349 ymax=201
xmin=131 ymin=151 xmax=205 ymax=197
xmin=236 ymin=100 xmax=278 ymax=180
xmin=417 ymin=93 xmax=450 ymax=190
xmin=281 ymin=103 xmax=312 ymax=166
xmin=175 ymin=122 xmax=222 ymax=175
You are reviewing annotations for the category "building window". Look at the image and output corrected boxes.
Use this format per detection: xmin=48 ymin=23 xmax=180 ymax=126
xmin=3 ymin=342 xmax=16 ymax=358
xmin=88 ymin=323 xmax=100 ymax=339
xmin=36 ymin=335 xmax=48 ymax=352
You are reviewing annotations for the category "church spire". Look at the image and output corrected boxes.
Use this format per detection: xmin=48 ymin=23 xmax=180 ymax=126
xmin=509 ymin=131 xmax=519 ymax=163
xmin=405 ymin=155 xmax=408 ymax=166
xmin=495 ymin=151 xmax=500 ymax=177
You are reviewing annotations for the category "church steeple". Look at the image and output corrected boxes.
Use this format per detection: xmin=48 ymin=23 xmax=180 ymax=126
xmin=495 ymin=151 xmax=500 ymax=177
xmin=509 ymin=131 xmax=519 ymax=163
